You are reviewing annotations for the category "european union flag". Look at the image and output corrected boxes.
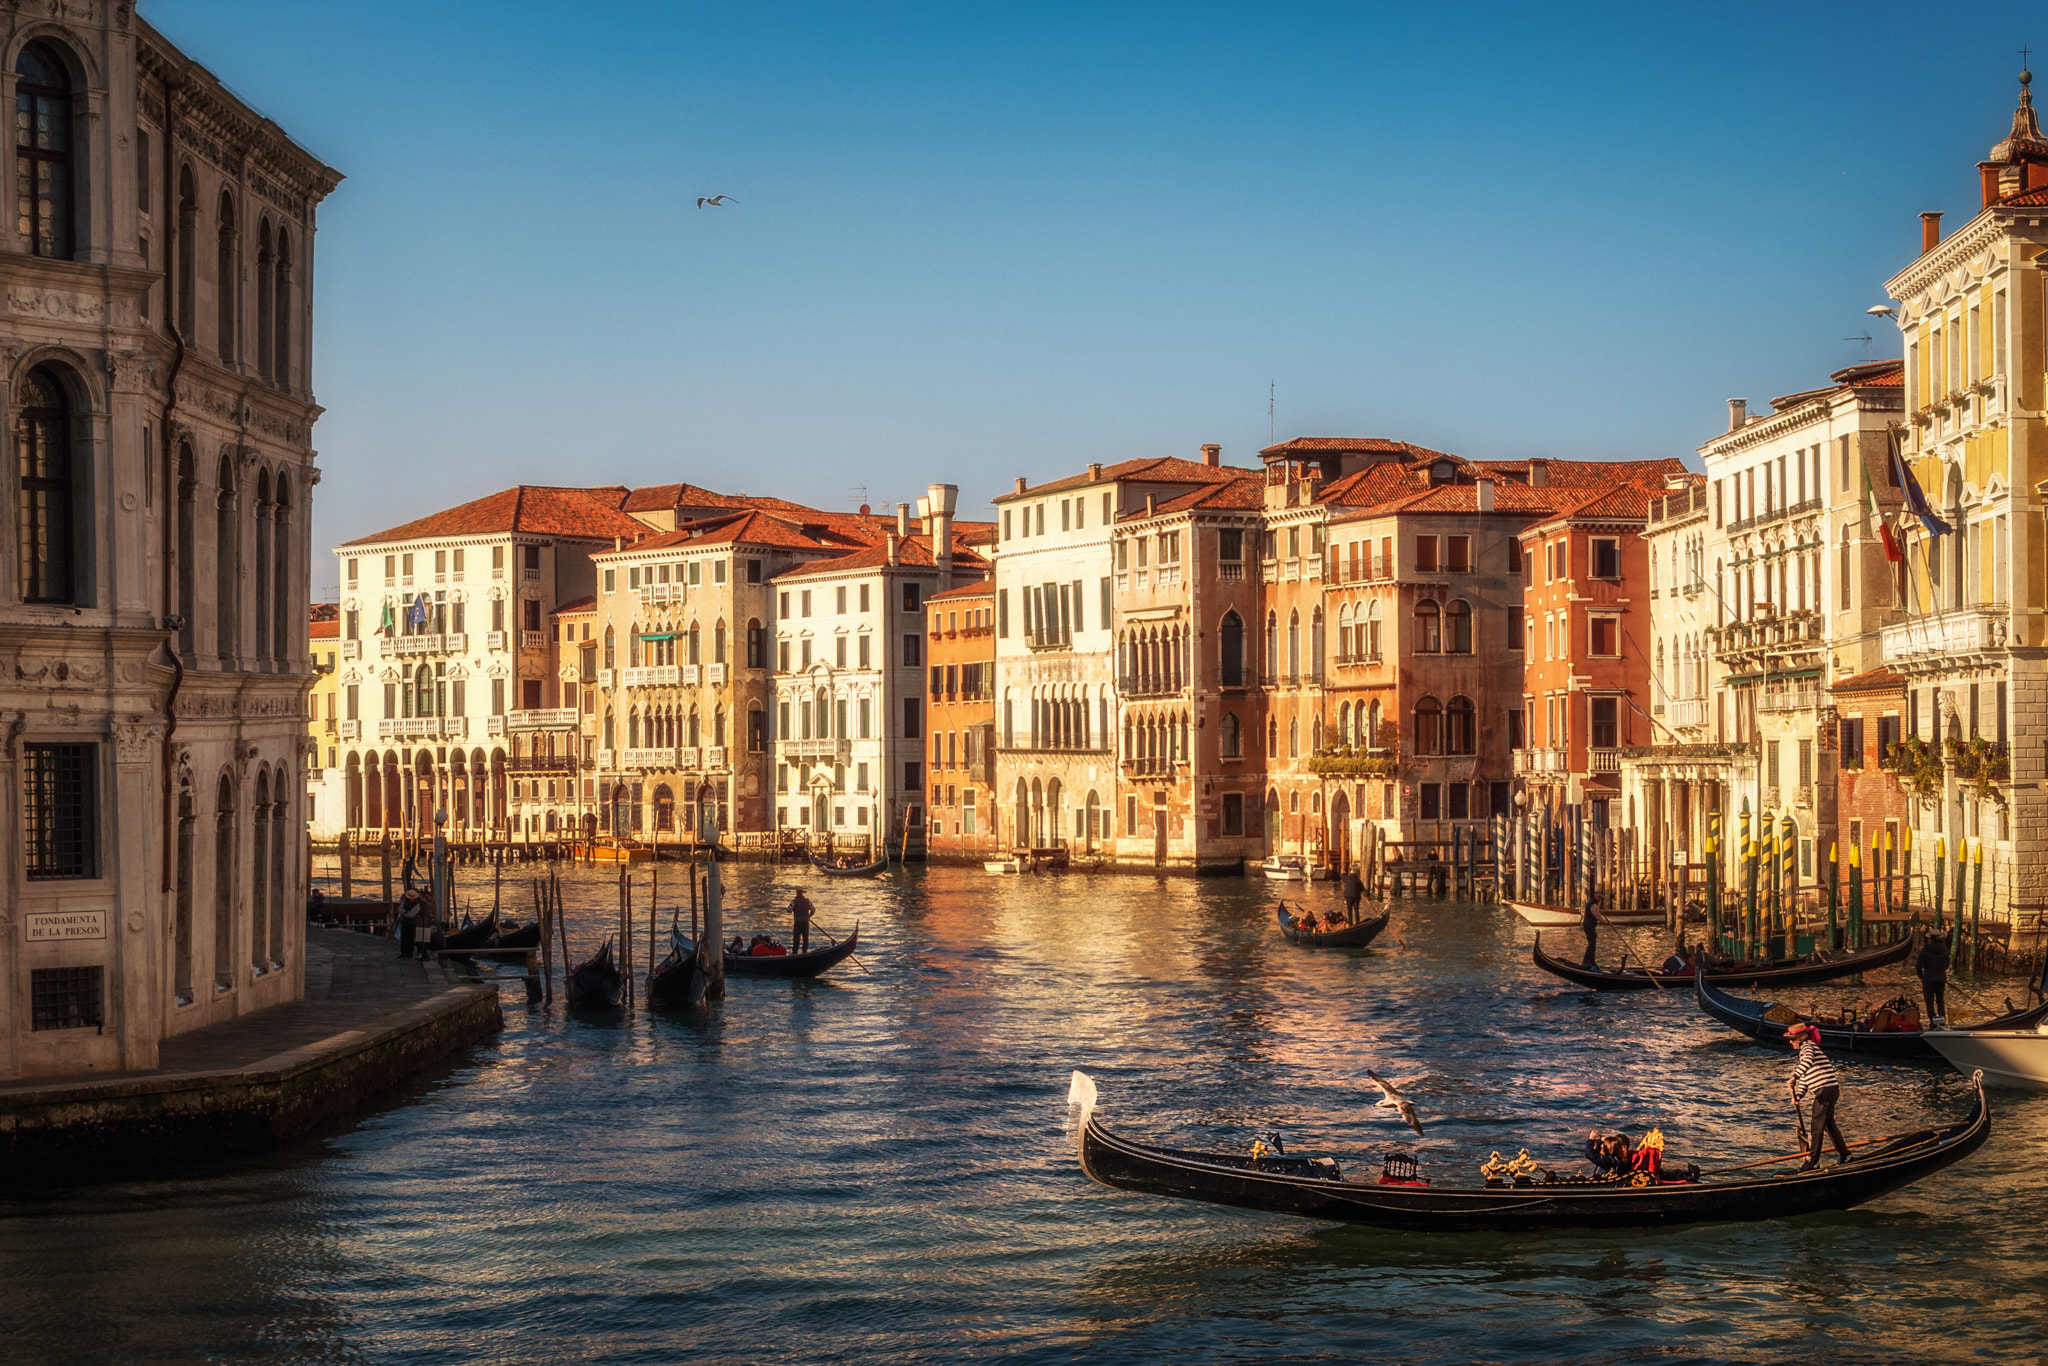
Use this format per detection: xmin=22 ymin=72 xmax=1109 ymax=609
xmin=1891 ymin=442 xmax=1951 ymax=538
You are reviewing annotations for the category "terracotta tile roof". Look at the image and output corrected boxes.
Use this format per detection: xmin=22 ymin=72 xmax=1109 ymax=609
xmin=1999 ymin=184 xmax=2048 ymax=206
xmin=1831 ymin=666 xmax=1905 ymax=694
xmin=598 ymin=509 xmax=869 ymax=556
xmin=927 ymin=580 xmax=995 ymax=602
xmin=553 ymin=596 xmax=596 ymax=614
xmin=1003 ymin=455 xmax=1245 ymax=502
xmin=1123 ymin=474 xmax=1266 ymax=518
xmin=770 ymin=535 xmax=991 ymax=581
xmin=1260 ymin=437 xmax=1460 ymax=461
xmin=341 ymin=486 xmax=645 ymax=547
xmin=1830 ymin=360 xmax=1904 ymax=387
xmin=308 ymin=602 xmax=340 ymax=622
xmin=619 ymin=482 xmax=763 ymax=513
xmin=309 ymin=618 xmax=339 ymax=639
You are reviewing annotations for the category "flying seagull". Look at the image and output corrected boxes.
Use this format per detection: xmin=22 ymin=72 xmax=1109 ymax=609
xmin=1367 ymin=1069 xmax=1425 ymax=1137
xmin=697 ymin=195 xmax=735 ymax=208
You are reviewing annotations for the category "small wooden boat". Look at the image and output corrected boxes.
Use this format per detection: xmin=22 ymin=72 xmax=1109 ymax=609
xmin=1276 ymin=902 xmax=1391 ymax=948
xmin=441 ymin=909 xmax=500 ymax=960
xmin=566 ymin=937 xmax=623 ymax=1010
xmin=984 ymin=858 xmax=1022 ymax=874
xmin=811 ymin=852 xmax=889 ymax=877
xmin=491 ymin=921 xmax=541 ymax=952
xmin=1532 ymin=932 xmax=1915 ymax=992
xmin=1509 ymin=899 xmax=1665 ymax=928
xmin=1259 ymin=854 xmax=1309 ymax=882
xmin=1695 ymin=973 xmax=2048 ymax=1059
xmin=1070 ymin=1069 xmax=1989 ymax=1232
xmin=685 ymin=923 xmax=861 ymax=979
xmin=645 ymin=931 xmax=701 ymax=1007
xmin=1922 ymin=1024 xmax=2048 ymax=1090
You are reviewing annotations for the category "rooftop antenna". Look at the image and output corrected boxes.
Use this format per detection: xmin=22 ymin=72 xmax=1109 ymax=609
xmin=1268 ymin=380 xmax=1275 ymax=446
xmin=1845 ymin=332 xmax=1873 ymax=361
xmin=848 ymin=485 xmax=870 ymax=509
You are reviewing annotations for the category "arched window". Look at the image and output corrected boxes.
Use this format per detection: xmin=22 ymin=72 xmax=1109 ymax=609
xmin=415 ymin=664 xmax=435 ymax=718
xmin=1339 ymin=701 xmax=1352 ymax=745
xmin=15 ymin=43 xmax=73 ymax=259
xmin=747 ymin=618 xmax=765 ymax=669
xmin=714 ymin=705 xmax=727 ymax=748
xmin=256 ymin=220 xmax=275 ymax=381
xmin=603 ymin=625 xmax=616 ymax=668
xmin=1445 ymin=599 xmax=1472 ymax=653
xmin=213 ymin=774 xmax=236 ymax=991
xmin=216 ymin=456 xmax=238 ymax=667
xmin=1368 ymin=698 xmax=1383 ymax=747
xmin=1220 ymin=712 xmax=1242 ymax=759
xmin=15 ymin=365 xmax=76 ymax=603
xmin=1337 ymin=605 xmax=1353 ymax=661
xmin=1219 ymin=611 xmax=1245 ymax=686
xmin=628 ymin=624 xmax=643 ymax=668
xmin=1266 ymin=716 xmax=1278 ymax=759
xmin=1446 ymin=696 xmax=1476 ymax=755
xmin=1414 ymin=696 xmax=1443 ymax=755
xmin=253 ymin=469 xmax=273 ymax=662
xmin=273 ymin=229 xmax=293 ymax=389
xmin=687 ymin=621 xmax=702 ymax=666
xmin=714 ymin=618 xmax=727 ymax=664
xmin=176 ymin=445 xmax=197 ymax=655
xmin=177 ymin=166 xmax=197 ymax=336
xmin=1310 ymin=607 xmax=1324 ymax=678
xmin=1264 ymin=611 xmax=1278 ymax=681
xmin=602 ymin=707 xmax=615 ymax=749
xmin=1287 ymin=715 xmax=1298 ymax=758
xmin=654 ymin=783 xmax=675 ymax=831
xmin=250 ymin=770 xmax=270 ymax=972
xmin=217 ymin=191 xmax=238 ymax=363
xmin=1287 ymin=609 xmax=1301 ymax=679
xmin=687 ymin=706 xmax=701 ymax=748
xmin=1414 ymin=600 xmax=1441 ymax=653
xmin=272 ymin=476 xmax=292 ymax=665
xmin=1366 ymin=600 xmax=1381 ymax=660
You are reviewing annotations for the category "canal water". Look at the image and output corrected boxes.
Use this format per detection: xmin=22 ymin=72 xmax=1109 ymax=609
xmin=5 ymin=864 xmax=2042 ymax=1364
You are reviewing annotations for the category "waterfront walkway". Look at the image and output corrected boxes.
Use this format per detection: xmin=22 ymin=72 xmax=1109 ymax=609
xmin=0 ymin=929 xmax=503 ymax=1170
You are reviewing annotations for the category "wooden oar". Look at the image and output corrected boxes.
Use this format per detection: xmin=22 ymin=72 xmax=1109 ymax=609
xmin=1697 ymin=1130 xmax=1909 ymax=1176
xmin=814 ymin=923 xmax=872 ymax=975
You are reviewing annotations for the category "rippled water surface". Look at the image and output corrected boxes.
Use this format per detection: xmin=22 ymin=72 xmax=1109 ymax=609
xmin=6 ymin=863 xmax=2045 ymax=1364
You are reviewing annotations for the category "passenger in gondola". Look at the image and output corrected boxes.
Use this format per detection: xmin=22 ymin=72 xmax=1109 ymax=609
xmin=791 ymin=889 xmax=815 ymax=953
xmin=1584 ymin=1129 xmax=1632 ymax=1175
xmin=727 ymin=934 xmax=746 ymax=954
xmin=1659 ymin=940 xmax=1694 ymax=975
xmin=1295 ymin=908 xmax=1320 ymax=933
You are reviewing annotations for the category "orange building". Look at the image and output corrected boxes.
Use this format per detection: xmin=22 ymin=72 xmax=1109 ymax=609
xmin=1515 ymin=482 xmax=1665 ymax=826
xmin=925 ymin=581 xmax=999 ymax=860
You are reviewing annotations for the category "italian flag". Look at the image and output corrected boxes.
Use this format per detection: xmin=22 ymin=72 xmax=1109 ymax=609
xmin=1866 ymin=466 xmax=1902 ymax=563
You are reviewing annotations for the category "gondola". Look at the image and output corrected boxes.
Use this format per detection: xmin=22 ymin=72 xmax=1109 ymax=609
xmin=490 ymin=921 xmax=541 ymax=952
xmin=811 ymin=853 xmax=890 ymax=878
xmin=645 ymin=931 xmax=702 ymax=1007
xmin=1069 ymin=1069 xmax=1989 ymax=1232
xmin=440 ymin=909 xmax=500 ymax=960
xmin=1694 ymin=971 xmax=2048 ymax=1059
xmin=1531 ymin=932 xmax=1915 ymax=992
xmin=566 ymin=936 xmax=623 ymax=1010
xmin=1276 ymin=902 xmax=1391 ymax=948
xmin=683 ymin=923 xmax=861 ymax=979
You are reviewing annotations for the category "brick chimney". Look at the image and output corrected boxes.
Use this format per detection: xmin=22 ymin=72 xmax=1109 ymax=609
xmin=1921 ymin=211 xmax=1943 ymax=253
xmin=1527 ymin=458 xmax=1548 ymax=487
xmin=1014 ymin=476 xmax=1027 ymax=495
xmin=1200 ymin=443 xmax=1221 ymax=466
xmin=1727 ymin=398 xmax=1747 ymax=432
xmin=927 ymin=482 xmax=957 ymax=592
xmin=1476 ymin=477 xmax=1495 ymax=512
xmin=1088 ymin=462 xmax=1102 ymax=481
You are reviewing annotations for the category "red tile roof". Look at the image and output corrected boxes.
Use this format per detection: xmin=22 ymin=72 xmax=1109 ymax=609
xmin=1260 ymin=437 xmax=1460 ymax=461
xmin=1831 ymin=666 xmax=1905 ymax=694
xmin=308 ymin=602 xmax=340 ymax=622
xmin=770 ymin=535 xmax=991 ymax=581
xmin=342 ymin=486 xmax=644 ymax=547
xmin=309 ymin=618 xmax=339 ymax=639
xmin=1124 ymin=474 xmax=1266 ymax=518
xmin=553 ymin=596 xmax=597 ymax=614
xmin=1004 ymin=455 xmax=1246 ymax=501
xmin=1830 ymin=361 xmax=1904 ymax=387
xmin=599 ymin=509 xmax=870 ymax=555
xmin=2000 ymin=184 xmax=2048 ymax=206
xmin=927 ymin=580 xmax=995 ymax=602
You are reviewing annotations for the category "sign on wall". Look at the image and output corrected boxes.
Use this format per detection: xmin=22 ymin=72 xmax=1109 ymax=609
xmin=26 ymin=910 xmax=107 ymax=942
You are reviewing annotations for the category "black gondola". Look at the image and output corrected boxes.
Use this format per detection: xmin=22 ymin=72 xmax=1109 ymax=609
xmin=441 ymin=909 xmax=500 ymax=960
xmin=646 ymin=931 xmax=702 ymax=1006
xmin=491 ymin=921 xmax=541 ymax=952
xmin=1276 ymin=902 xmax=1391 ymax=948
xmin=1531 ymin=932 xmax=1916 ymax=992
xmin=1694 ymin=970 xmax=2048 ymax=1058
xmin=810 ymin=853 xmax=890 ymax=878
xmin=683 ymin=923 xmax=861 ymax=979
xmin=566 ymin=936 xmax=623 ymax=1010
xmin=1070 ymin=1069 xmax=1989 ymax=1232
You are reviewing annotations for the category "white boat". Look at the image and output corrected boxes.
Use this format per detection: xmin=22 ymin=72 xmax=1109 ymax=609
xmin=984 ymin=858 xmax=1022 ymax=875
xmin=1922 ymin=1021 xmax=2048 ymax=1090
xmin=1508 ymin=899 xmax=1666 ymax=928
xmin=1259 ymin=854 xmax=1308 ymax=882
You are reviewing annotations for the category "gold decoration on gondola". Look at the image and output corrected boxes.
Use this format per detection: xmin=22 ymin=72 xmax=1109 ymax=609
xmin=1479 ymin=1151 xmax=1511 ymax=1180
xmin=1505 ymin=1149 xmax=1540 ymax=1180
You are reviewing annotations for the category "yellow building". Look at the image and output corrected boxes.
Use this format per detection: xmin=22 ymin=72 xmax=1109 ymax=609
xmin=1880 ymin=67 xmax=2048 ymax=918
xmin=308 ymin=606 xmax=342 ymax=834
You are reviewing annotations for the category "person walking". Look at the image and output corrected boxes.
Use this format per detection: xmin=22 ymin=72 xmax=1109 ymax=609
xmin=1342 ymin=866 xmax=1365 ymax=923
xmin=790 ymin=888 xmax=815 ymax=954
xmin=1915 ymin=929 xmax=1951 ymax=1027
xmin=1785 ymin=1021 xmax=1850 ymax=1170
xmin=1579 ymin=896 xmax=1600 ymax=968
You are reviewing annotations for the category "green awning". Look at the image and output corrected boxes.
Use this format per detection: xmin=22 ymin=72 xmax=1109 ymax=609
xmin=638 ymin=632 xmax=676 ymax=642
xmin=1768 ymin=667 xmax=1825 ymax=680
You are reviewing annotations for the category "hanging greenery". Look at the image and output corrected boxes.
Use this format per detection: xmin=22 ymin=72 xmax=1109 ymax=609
xmin=1945 ymin=737 xmax=2011 ymax=810
xmin=1885 ymin=736 xmax=1943 ymax=805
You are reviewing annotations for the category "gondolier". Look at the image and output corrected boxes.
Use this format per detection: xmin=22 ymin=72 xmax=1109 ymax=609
xmin=1786 ymin=1022 xmax=1849 ymax=1170
xmin=1342 ymin=867 xmax=1365 ymax=922
xmin=790 ymin=889 xmax=815 ymax=954
xmin=1915 ymin=931 xmax=1951 ymax=1028
xmin=1580 ymin=895 xmax=1599 ymax=968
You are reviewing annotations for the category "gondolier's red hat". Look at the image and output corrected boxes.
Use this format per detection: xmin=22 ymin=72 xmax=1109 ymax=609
xmin=1785 ymin=1022 xmax=1818 ymax=1042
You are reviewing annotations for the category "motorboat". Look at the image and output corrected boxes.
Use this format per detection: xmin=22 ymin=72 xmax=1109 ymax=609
xmin=1922 ymin=1020 xmax=2048 ymax=1090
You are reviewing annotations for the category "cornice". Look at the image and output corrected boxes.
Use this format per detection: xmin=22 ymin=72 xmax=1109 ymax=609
xmin=136 ymin=19 xmax=343 ymax=204
xmin=1884 ymin=208 xmax=2023 ymax=308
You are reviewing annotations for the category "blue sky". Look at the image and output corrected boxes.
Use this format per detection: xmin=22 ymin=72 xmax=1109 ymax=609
xmin=146 ymin=2 xmax=2040 ymax=592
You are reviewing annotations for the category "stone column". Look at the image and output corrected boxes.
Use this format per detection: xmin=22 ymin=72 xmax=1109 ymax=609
xmin=111 ymin=717 xmax=165 ymax=1070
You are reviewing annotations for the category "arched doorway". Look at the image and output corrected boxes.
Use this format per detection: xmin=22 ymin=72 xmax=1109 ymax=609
xmin=653 ymin=783 xmax=675 ymax=833
xmin=1014 ymin=779 xmax=1029 ymax=851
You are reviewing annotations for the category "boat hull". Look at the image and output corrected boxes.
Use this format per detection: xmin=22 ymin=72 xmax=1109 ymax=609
xmin=1532 ymin=932 xmax=1915 ymax=991
xmin=1276 ymin=903 xmax=1391 ymax=948
xmin=811 ymin=854 xmax=889 ymax=877
xmin=682 ymin=924 xmax=861 ymax=979
xmin=1694 ymin=975 xmax=2048 ymax=1060
xmin=1509 ymin=900 xmax=1664 ymax=928
xmin=1074 ymin=1075 xmax=1989 ymax=1232
xmin=1922 ymin=1028 xmax=2048 ymax=1090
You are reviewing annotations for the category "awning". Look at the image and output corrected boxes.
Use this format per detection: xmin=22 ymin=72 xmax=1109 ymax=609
xmin=638 ymin=632 xmax=676 ymax=642
xmin=1768 ymin=667 xmax=1825 ymax=680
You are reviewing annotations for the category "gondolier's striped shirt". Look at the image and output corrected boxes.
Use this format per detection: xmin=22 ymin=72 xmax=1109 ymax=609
xmin=1789 ymin=1039 xmax=1840 ymax=1103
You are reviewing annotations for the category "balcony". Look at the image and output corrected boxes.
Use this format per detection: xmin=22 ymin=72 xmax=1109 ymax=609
xmin=675 ymin=746 xmax=701 ymax=769
xmin=1758 ymin=690 xmax=1820 ymax=713
xmin=682 ymin=664 xmax=701 ymax=685
xmin=1121 ymin=756 xmax=1180 ymax=776
xmin=376 ymin=716 xmax=469 ymax=741
xmin=707 ymin=663 xmax=726 ymax=685
xmin=508 ymin=707 xmax=580 ymax=729
xmin=1513 ymin=747 xmax=1569 ymax=775
xmin=340 ymin=639 xmax=361 ymax=660
xmin=596 ymin=668 xmax=615 ymax=689
xmin=486 ymin=630 xmax=508 ymax=651
xmin=705 ymin=746 xmax=727 ymax=771
xmin=622 ymin=665 xmax=680 ymax=687
xmin=622 ymin=747 xmax=679 ymax=771
xmin=338 ymin=719 xmax=360 ymax=740
xmin=380 ymin=633 xmax=448 ymax=657
xmin=522 ymin=567 xmax=540 ymax=582
xmin=487 ymin=716 xmax=507 ymax=736
xmin=1588 ymin=748 xmax=1621 ymax=774
xmin=784 ymin=737 xmax=853 ymax=761
xmin=521 ymin=630 xmax=546 ymax=650
xmin=1668 ymin=697 xmax=1708 ymax=728
xmin=505 ymin=754 xmax=578 ymax=774
xmin=1880 ymin=606 xmax=2007 ymax=665
xmin=596 ymin=748 xmax=615 ymax=768
xmin=640 ymin=582 xmax=684 ymax=605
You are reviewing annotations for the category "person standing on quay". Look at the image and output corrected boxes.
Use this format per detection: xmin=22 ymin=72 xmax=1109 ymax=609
xmin=1785 ymin=1022 xmax=1850 ymax=1170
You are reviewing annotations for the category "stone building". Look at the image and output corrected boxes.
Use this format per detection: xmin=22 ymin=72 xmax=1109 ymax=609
xmin=330 ymin=486 xmax=644 ymax=845
xmin=1830 ymin=666 xmax=1909 ymax=868
xmin=305 ymin=604 xmax=339 ymax=834
xmin=0 ymin=9 xmax=341 ymax=1078
xmin=924 ymin=581 xmax=999 ymax=862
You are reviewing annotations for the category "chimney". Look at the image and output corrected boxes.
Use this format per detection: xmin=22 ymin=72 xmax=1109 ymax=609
xmin=613 ymin=536 xmax=623 ymax=551
xmin=1145 ymin=494 xmax=1155 ymax=516
xmin=1476 ymin=477 xmax=1495 ymax=512
xmin=1921 ymin=211 xmax=1943 ymax=254
xmin=897 ymin=502 xmax=910 ymax=537
xmin=1727 ymin=398 xmax=1747 ymax=432
xmin=1982 ymin=163 xmax=2003 ymax=208
xmin=1200 ymin=443 xmax=1221 ymax=467
xmin=927 ymin=482 xmax=958 ymax=592
xmin=1527 ymin=458 xmax=1548 ymax=487
xmin=1088 ymin=462 xmax=1102 ymax=481
xmin=885 ymin=533 xmax=899 ymax=566
xmin=1014 ymin=476 xmax=1027 ymax=495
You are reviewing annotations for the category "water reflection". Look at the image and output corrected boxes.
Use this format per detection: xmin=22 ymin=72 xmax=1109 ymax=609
xmin=2 ymin=862 xmax=2040 ymax=1363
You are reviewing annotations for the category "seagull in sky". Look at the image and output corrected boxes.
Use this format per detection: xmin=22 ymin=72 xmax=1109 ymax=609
xmin=697 ymin=195 xmax=736 ymax=208
xmin=1367 ymin=1069 xmax=1426 ymax=1137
